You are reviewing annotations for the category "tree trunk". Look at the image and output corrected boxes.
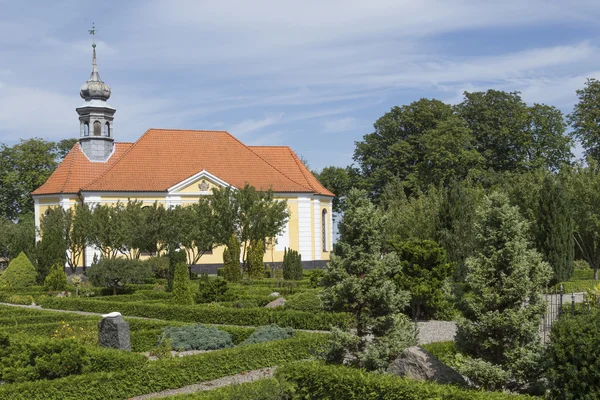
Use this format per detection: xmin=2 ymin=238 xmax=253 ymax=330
xmin=112 ymin=286 xmax=117 ymax=296
xmin=595 ymin=267 xmax=599 ymax=281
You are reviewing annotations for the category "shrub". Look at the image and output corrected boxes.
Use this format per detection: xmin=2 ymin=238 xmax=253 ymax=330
xmin=0 ymin=336 xmax=88 ymax=383
xmin=247 ymin=239 xmax=265 ymax=279
xmin=390 ymin=239 xmax=454 ymax=320
xmin=241 ymin=325 xmax=295 ymax=345
xmin=222 ymin=234 xmax=241 ymax=282
xmin=0 ymin=252 xmax=37 ymax=289
xmin=172 ymin=262 xmax=194 ymax=305
xmin=167 ymin=249 xmax=187 ymax=291
xmin=421 ymin=341 xmax=457 ymax=366
xmin=309 ymin=268 xmax=325 ymax=288
xmin=573 ymin=259 xmax=590 ymax=270
xmin=283 ymin=248 xmax=303 ymax=280
xmin=149 ymin=334 xmax=173 ymax=359
xmin=44 ymin=263 xmax=68 ymax=291
xmin=455 ymin=355 xmax=511 ymax=392
xmin=144 ymin=256 xmax=170 ymax=279
xmin=195 ymin=275 xmax=234 ymax=303
xmin=86 ymin=258 xmax=153 ymax=295
xmin=545 ymin=310 xmax=600 ymax=398
xmin=161 ymin=324 xmax=234 ymax=351
xmin=285 ymin=290 xmax=323 ymax=312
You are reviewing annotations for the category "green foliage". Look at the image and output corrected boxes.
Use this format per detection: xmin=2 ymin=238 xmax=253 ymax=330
xmin=172 ymin=262 xmax=194 ymax=305
xmin=43 ymin=263 xmax=68 ymax=291
xmin=0 ymin=336 xmax=88 ymax=383
xmin=36 ymin=207 xmax=68 ymax=281
xmin=322 ymin=189 xmax=415 ymax=370
xmin=0 ymin=334 xmax=326 ymax=399
xmin=535 ymin=174 xmax=574 ymax=284
xmin=222 ymin=234 xmax=241 ymax=282
xmin=39 ymin=297 xmax=351 ymax=330
xmin=285 ymin=289 xmax=323 ymax=312
xmin=0 ymin=252 xmax=37 ymax=289
xmin=86 ymin=258 xmax=154 ymax=295
xmin=195 ymin=275 xmax=234 ymax=303
xmin=276 ymin=361 xmax=536 ymax=400
xmin=241 ymin=324 xmax=295 ymax=345
xmin=167 ymin=249 xmax=186 ymax=291
xmin=0 ymin=215 xmax=36 ymax=263
xmin=420 ymin=341 xmax=457 ymax=366
xmin=454 ymin=355 xmax=512 ymax=392
xmin=247 ymin=239 xmax=265 ymax=279
xmin=144 ymin=255 xmax=170 ymax=279
xmin=309 ymin=268 xmax=325 ymax=288
xmin=391 ymin=239 xmax=454 ymax=320
xmin=161 ymin=323 xmax=233 ymax=351
xmin=456 ymin=192 xmax=552 ymax=391
xmin=169 ymin=378 xmax=284 ymax=399
xmin=546 ymin=309 xmax=600 ymax=398
xmin=568 ymin=78 xmax=600 ymax=161
xmin=282 ymin=248 xmax=303 ymax=280
xmin=313 ymin=166 xmax=352 ymax=214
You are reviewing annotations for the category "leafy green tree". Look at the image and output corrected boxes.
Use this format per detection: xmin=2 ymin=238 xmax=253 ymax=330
xmin=456 ymin=192 xmax=552 ymax=390
xmin=37 ymin=207 xmax=68 ymax=282
xmin=44 ymin=263 xmax=68 ymax=291
xmin=247 ymin=239 xmax=265 ymax=279
xmin=321 ymin=189 xmax=416 ymax=371
xmin=172 ymin=262 xmax=194 ymax=305
xmin=314 ymin=166 xmax=353 ymax=214
xmin=535 ymin=175 xmax=574 ymax=284
xmin=457 ymin=90 xmax=572 ymax=173
xmin=282 ymin=248 xmax=303 ymax=280
xmin=0 ymin=215 xmax=35 ymax=262
xmin=67 ymin=204 xmax=92 ymax=273
xmin=86 ymin=258 xmax=153 ymax=295
xmin=568 ymin=78 xmax=600 ymax=161
xmin=222 ymin=234 xmax=241 ymax=282
xmin=0 ymin=252 xmax=37 ymax=289
xmin=88 ymin=204 xmax=124 ymax=260
xmin=390 ymin=239 xmax=454 ymax=320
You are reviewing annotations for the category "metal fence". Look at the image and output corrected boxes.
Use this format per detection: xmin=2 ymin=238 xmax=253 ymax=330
xmin=541 ymin=285 xmax=592 ymax=343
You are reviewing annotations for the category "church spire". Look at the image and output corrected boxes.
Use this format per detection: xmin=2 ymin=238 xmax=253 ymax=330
xmin=76 ymin=24 xmax=116 ymax=162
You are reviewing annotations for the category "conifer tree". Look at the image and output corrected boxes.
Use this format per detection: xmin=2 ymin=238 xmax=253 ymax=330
xmin=44 ymin=262 xmax=68 ymax=291
xmin=247 ymin=239 xmax=265 ymax=279
xmin=535 ymin=175 xmax=574 ymax=284
xmin=283 ymin=248 xmax=303 ymax=280
xmin=222 ymin=234 xmax=241 ymax=282
xmin=172 ymin=262 xmax=194 ymax=305
xmin=321 ymin=189 xmax=416 ymax=371
xmin=456 ymin=192 xmax=552 ymax=390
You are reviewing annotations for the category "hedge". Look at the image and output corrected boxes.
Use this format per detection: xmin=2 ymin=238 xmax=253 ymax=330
xmin=0 ymin=334 xmax=326 ymax=399
xmin=275 ymin=362 xmax=536 ymax=400
xmin=38 ymin=297 xmax=350 ymax=330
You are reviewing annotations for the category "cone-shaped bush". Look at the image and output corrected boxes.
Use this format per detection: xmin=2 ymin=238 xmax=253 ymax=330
xmin=283 ymin=248 xmax=303 ymax=280
xmin=0 ymin=252 xmax=37 ymax=289
xmin=172 ymin=262 xmax=194 ymax=305
xmin=44 ymin=263 xmax=68 ymax=291
xmin=223 ymin=234 xmax=241 ymax=282
xmin=247 ymin=239 xmax=265 ymax=279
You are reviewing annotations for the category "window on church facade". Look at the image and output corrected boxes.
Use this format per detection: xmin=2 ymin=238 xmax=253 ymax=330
xmin=104 ymin=122 xmax=110 ymax=137
xmin=93 ymin=121 xmax=101 ymax=136
xmin=322 ymin=209 xmax=328 ymax=252
xmin=84 ymin=123 xmax=89 ymax=136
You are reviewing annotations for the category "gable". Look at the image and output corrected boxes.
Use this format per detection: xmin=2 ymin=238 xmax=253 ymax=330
xmin=168 ymin=170 xmax=231 ymax=195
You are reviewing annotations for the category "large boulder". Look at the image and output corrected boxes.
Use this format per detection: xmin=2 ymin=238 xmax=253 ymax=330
xmin=265 ymin=297 xmax=286 ymax=308
xmin=98 ymin=313 xmax=131 ymax=351
xmin=387 ymin=346 xmax=466 ymax=386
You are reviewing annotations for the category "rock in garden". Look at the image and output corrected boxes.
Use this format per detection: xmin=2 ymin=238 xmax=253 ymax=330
xmin=98 ymin=313 xmax=131 ymax=351
xmin=265 ymin=297 xmax=286 ymax=308
xmin=387 ymin=346 xmax=466 ymax=386
xmin=269 ymin=292 xmax=281 ymax=297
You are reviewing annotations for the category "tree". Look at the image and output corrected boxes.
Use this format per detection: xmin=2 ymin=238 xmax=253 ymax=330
xmin=37 ymin=207 xmax=68 ymax=282
xmin=568 ymin=78 xmax=600 ymax=161
xmin=282 ymin=248 xmax=303 ymax=280
xmin=457 ymin=90 xmax=572 ymax=173
xmin=88 ymin=204 xmax=124 ymax=260
xmin=222 ymin=234 xmax=241 ymax=282
xmin=86 ymin=258 xmax=153 ymax=295
xmin=535 ymin=175 xmax=574 ymax=284
xmin=321 ymin=189 xmax=416 ymax=371
xmin=67 ymin=204 xmax=92 ymax=273
xmin=456 ymin=192 xmax=551 ymax=390
xmin=172 ymin=262 xmax=194 ymax=305
xmin=0 ymin=215 xmax=35 ymax=262
xmin=247 ymin=239 xmax=265 ymax=279
xmin=565 ymin=161 xmax=600 ymax=280
xmin=44 ymin=262 xmax=68 ymax=291
xmin=390 ymin=239 xmax=454 ymax=320
xmin=314 ymin=166 xmax=353 ymax=214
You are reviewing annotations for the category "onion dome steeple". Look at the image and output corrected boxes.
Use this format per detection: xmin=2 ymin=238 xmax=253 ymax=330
xmin=79 ymin=44 xmax=111 ymax=101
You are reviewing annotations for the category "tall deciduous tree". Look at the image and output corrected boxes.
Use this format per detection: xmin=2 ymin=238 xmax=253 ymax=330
xmin=37 ymin=207 xmax=68 ymax=281
xmin=313 ymin=166 xmax=353 ymax=214
xmin=321 ymin=189 xmax=416 ymax=371
xmin=568 ymin=78 xmax=600 ymax=161
xmin=456 ymin=192 xmax=551 ymax=390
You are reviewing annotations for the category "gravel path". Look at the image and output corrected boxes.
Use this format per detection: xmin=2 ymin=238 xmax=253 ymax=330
xmin=416 ymin=321 xmax=456 ymax=344
xmin=128 ymin=367 xmax=276 ymax=399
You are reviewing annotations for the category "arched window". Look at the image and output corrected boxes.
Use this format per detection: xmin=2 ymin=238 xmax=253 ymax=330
xmin=83 ymin=122 xmax=89 ymax=136
xmin=93 ymin=121 xmax=101 ymax=136
xmin=322 ymin=209 xmax=328 ymax=252
xmin=44 ymin=209 xmax=51 ymax=217
xmin=104 ymin=122 xmax=110 ymax=137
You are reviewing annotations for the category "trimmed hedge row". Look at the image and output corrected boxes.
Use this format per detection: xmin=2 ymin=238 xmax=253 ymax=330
xmin=38 ymin=297 xmax=350 ymax=330
xmin=275 ymin=362 xmax=536 ymax=400
xmin=0 ymin=320 xmax=99 ymax=337
xmin=0 ymin=334 xmax=326 ymax=399
xmin=131 ymin=325 xmax=257 ymax=351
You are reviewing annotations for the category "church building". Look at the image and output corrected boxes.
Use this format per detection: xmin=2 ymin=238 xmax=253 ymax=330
xmin=32 ymin=44 xmax=334 ymax=271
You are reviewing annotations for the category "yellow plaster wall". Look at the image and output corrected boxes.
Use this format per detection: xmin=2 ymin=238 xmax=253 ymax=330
xmin=320 ymin=199 xmax=333 ymax=261
xmin=177 ymin=178 xmax=219 ymax=194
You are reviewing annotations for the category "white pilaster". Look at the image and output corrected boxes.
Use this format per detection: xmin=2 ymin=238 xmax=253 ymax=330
xmin=34 ymin=197 xmax=41 ymax=242
xmin=166 ymin=195 xmax=181 ymax=209
xmin=82 ymin=195 xmax=102 ymax=268
xmin=297 ymin=197 xmax=312 ymax=260
xmin=313 ymin=199 xmax=321 ymax=260
xmin=328 ymin=200 xmax=334 ymax=251
xmin=275 ymin=220 xmax=289 ymax=251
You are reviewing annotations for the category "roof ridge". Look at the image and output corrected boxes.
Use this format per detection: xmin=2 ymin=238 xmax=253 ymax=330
xmin=81 ymin=131 xmax=151 ymax=191
xmin=288 ymin=148 xmax=319 ymax=193
xmin=59 ymin=143 xmax=80 ymax=193
xmin=288 ymin=148 xmax=334 ymax=196
xmin=148 ymin=128 xmax=229 ymax=133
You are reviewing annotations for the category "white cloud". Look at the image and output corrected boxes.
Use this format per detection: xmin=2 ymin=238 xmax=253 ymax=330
xmin=322 ymin=117 xmax=362 ymax=133
xmin=229 ymin=113 xmax=284 ymax=136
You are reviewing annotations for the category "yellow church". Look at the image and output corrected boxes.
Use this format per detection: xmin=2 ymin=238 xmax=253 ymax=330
xmin=32 ymin=44 xmax=334 ymax=273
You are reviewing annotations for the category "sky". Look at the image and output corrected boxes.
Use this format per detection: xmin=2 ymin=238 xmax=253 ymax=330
xmin=1 ymin=0 xmax=599 ymax=170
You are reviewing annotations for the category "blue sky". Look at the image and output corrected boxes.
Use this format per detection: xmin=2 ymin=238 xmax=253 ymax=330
xmin=1 ymin=0 xmax=599 ymax=170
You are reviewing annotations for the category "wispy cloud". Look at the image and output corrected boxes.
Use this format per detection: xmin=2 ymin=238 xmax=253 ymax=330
xmin=322 ymin=117 xmax=363 ymax=133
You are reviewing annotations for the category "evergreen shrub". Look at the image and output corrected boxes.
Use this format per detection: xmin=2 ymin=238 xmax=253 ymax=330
xmin=172 ymin=262 xmax=194 ymax=305
xmin=161 ymin=323 xmax=233 ymax=351
xmin=241 ymin=324 xmax=295 ymax=345
xmin=43 ymin=263 xmax=68 ymax=291
xmin=86 ymin=258 xmax=154 ymax=295
xmin=247 ymin=240 xmax=265 ymax=279
xmin=144 ymin=256 xmax=170 ymax=279
xmin=167 ymin=250 xmax=187 ymax=291
xmin=0 ymin=252 xmax=37 ymax=289
xmin=282 ymin=248 xmax=303 ymax=280
xmin=222 ymin=234 xmax=241 ymax=282
xmin=285 ymin=289 xmax=323 ymax=312
xmin=195 ymin=275 xmax=235 ymax=303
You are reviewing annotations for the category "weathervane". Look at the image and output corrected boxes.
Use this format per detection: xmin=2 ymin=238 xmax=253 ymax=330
xmin=88 ymin=23 xmax=97 ymax=47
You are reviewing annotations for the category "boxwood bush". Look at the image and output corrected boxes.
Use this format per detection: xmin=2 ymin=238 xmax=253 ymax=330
xmin=241 ymin=325 xmax=295 ymax=345
xmin=161 ymin=324 xmax=234 ymax=351
xmin=0 ymin=253 xmax=37 ymax=289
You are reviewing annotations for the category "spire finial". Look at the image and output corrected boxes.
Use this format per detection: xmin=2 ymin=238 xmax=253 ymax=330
xmin=88 ymin=22 xmax=97 ymax=48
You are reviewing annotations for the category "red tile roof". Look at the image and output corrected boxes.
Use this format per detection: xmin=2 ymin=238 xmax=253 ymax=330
xmin=32 ymin=129 xmax=333 ymax=197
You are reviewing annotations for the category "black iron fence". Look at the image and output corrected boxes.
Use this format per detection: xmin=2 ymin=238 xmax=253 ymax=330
xmin=541 ymin=285 xmax=593 ymax=343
